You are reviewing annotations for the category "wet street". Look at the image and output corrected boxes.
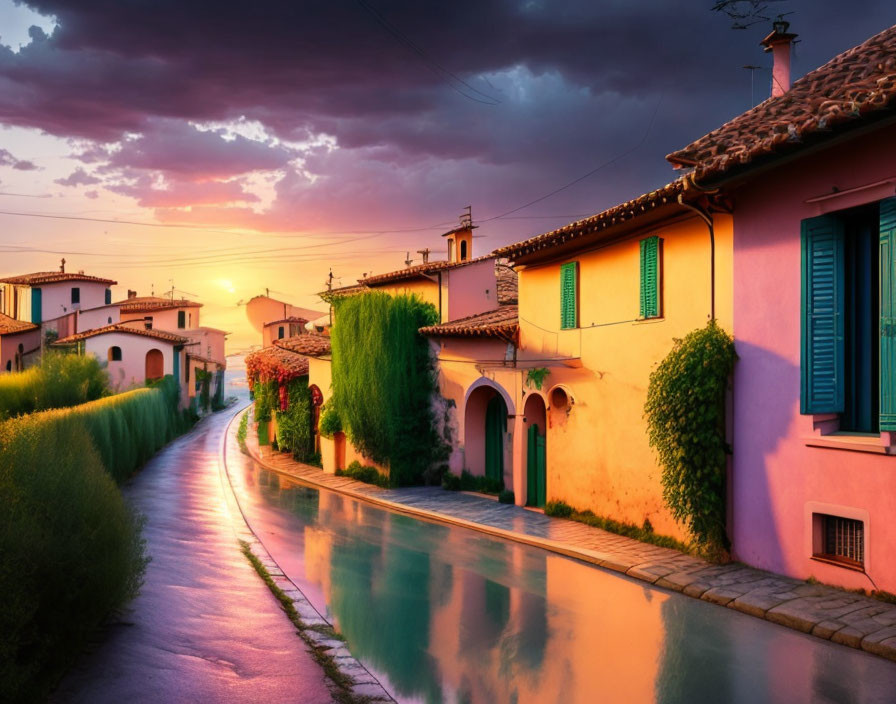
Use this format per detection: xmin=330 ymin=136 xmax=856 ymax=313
xmin=53 ymin=402 xmax=334 ymax=704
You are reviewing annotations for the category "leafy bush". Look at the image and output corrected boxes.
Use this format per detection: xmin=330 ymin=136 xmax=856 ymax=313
xmin=645 ymin=321 xmax=736 ymax=551
xmin=545 ymin=501 xmax=690 ymax=552
xmin=0 ymin=352 xmax=109 ymax=420
xmin=274 ymin=376 xmax=314 ymax=462
xmin=330 ymin=292 xmax=445 ymax=485
xmin=0 ymin=413 xmax=147 ymax=701
xmin=441 ymin=471 xmax=461 ymax=491
xmin=318 ymin=401 xmax=342 ymax=438
xmin=336 ymin=460 xmax=391 ymax=488
xmin=498 ymin=490 xmax=515 ymax=504
xmin=195 ymin=368 xmax=212 ymax=412
xmin=237 ymin=412 xmax=249 ymax=453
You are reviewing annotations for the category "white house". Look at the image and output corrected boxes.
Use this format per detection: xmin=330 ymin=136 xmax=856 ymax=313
xmin=0 ymin=269 xmax=117 ymax=324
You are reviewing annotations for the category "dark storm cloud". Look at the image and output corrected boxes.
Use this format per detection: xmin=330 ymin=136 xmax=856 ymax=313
xmin=1 ymin=1 xmax=893 ymax=236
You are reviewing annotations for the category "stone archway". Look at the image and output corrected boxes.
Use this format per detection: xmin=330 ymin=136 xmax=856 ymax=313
xmin=463 ymin=380 xmax=512 ymax=488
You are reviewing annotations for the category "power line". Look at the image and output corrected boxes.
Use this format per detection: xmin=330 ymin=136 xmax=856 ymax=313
xmin=354 ymin=0 xmax=500 ymax=106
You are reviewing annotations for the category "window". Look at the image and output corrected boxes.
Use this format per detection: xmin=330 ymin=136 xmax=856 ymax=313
xmin=5 ymin=360 xmax=10 ymax=372
xmin=814 ymin=514 xmax=864 ymax=568
xmin=460 ymin=239 xmax=468 ymax=261
xmin=278 ymin=326 xmax=285 ymax=339
xmin=71 ymin=287 xmax=80 ymax=304
xmin=639 ymin=236 xmax=662 ymax=318
xmin=144 ymin=316 xmax=153 ymax=330
xmin=108 ymin=346 xmax=122 ymax=362
xmin=801 ymin=200 xmax=893 ymax=432
xmin=177 ymin=310 xmax=186 ymax=328
xmin=560 ymin=261 xmax=578 ymax=329
xmin=105 ymin=288 xmax=112 ymax=305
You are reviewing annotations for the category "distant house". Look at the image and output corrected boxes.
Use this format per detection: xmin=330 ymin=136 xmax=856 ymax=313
xmin=0 ymin=268 xmax=116 ymax=325
xmin=117 ymin=294 xmax=203 ymax=331
xmin=245 ymin=294 xmax=325 ymax=347
xmin=53 ymin=324 xmax=189 ymax=399
xmin=0 ymin=313 xmax=41 ymax=372
xmin=666 ymin=23 xmax=896 ymax=591
xmin=262 ymin=317 xmax=309 ymax=347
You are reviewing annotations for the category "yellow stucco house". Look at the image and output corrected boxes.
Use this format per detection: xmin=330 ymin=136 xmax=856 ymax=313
xmin=426 ymin=178 xmax=732 ymax=540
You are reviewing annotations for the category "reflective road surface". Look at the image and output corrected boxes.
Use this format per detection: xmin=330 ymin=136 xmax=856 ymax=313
xmin=224 ymin=431 xmax=896 ymax=704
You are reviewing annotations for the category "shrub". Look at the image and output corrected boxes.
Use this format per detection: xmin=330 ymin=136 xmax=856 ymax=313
xmin=318 ymin=401 xmax=341 ymax=438
xmin=253 ymin=380 xmax=278 ymax=423
xmin=498 ymin=490 xmax=515 ymax=504
xmin=336 ymin=460 xmax=391 ymax=488
xmin=442 ymin=470 xmax=503 ymax=494
xmin=330 ymin=292 xmax=445 ymax=485
xmin=441 ymin=471 xmax=461 ymax=491
xmin=645 ymin=321 xmax=736 ymax=552
xmin=0 ymin=352 xmax=109 ymax=420
xmin=545 ymin=500 xmax=574 ymax=518
xmin=0 ymin=413 xmax=147 ymax=701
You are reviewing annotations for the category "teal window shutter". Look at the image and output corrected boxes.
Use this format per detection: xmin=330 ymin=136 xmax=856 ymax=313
xmin=560 ymin=262 xmax=578 ymax=329
xmin=880 ymin=198 xmax=896 ymax=430
xmin=31 ymin=287 xmax=42 ymax=324
xmin=105 ymin=288 xmax=112 ymax=305
xmin=640 ymin=237 xmax=661 ymax=318
xmin=177 ymin=310 xmax=186 ymax=328
xmin=800 ymin=215 xmax=845 ymax=414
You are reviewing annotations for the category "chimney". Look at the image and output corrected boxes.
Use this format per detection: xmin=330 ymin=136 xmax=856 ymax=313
xmin=127 ymin=289 xmax=137 ymax=299
xmin=761 ymin=17 xmax=797 ymax=98
xmin=59 ymin=257 xmax=66 ymax=273
xmin=442 ymin=206 xmax=477 ymax=264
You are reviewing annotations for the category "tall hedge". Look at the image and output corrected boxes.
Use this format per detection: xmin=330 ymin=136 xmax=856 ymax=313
xmin=0 ymin=412 xmax=147 ymax=701
xmin=0 ymin=352 xmax=109 ymax=421
xmin=330 ymin=292 xmax=444 ymax=485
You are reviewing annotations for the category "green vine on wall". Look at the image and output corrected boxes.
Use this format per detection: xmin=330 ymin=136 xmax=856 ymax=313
xmin=275 ymin=376 xmax=315 ymax=463
xmin=526 ymin=367 xmax=550 ymax=390
xmin=644 ymin=321 xmax=736 ymax=554
xmin=330 ymin=292 xmax=445 ymax=486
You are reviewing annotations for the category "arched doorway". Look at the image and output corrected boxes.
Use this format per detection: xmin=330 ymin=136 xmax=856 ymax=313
xmin=524 ymin=393 xmax=547 ymax=507
xmin=145 ymin=348 xmax=164 ymax=381
xmin=310 ymin=384 xmax=324 ymax=452
xmin=464 ymin=382 xmax=510 ymax=487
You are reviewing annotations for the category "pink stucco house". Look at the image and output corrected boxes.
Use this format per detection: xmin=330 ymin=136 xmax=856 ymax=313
xmin=0 ymin=267 xmax=116 ymax=326
xmin=0 ymin=314 xmax=41 ymax=372
xmin=668 ymin=24 xmax=896 ymax=592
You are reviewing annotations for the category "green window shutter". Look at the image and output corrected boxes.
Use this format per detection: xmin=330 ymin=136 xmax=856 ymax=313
xmin=31 ymin=288 xmax=42 ymax=324
xmin=560 ymin=262 xmax=578 ymax=329
xmin=639 ymin=237 xmax=660 ymax=318
xmin=800 ymin=215 xmax=845 ymax=414
xmin=880 ymin=198 xmax=896 ymax=430
xmin=177 ymin=310 xmax=186 ymax=328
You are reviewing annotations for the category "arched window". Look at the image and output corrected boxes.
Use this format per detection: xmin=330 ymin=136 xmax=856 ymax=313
xmin=108 ymin=346 xmax=122 ymax=362
xmin=460 ymin=239 xmax=468 ymax=261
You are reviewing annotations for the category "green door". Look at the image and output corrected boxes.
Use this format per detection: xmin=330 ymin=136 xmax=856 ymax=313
xmin=527 ymin=424 xmax=546 ymax=507
xmin=485 ymin=395 xmax=506 ymax=486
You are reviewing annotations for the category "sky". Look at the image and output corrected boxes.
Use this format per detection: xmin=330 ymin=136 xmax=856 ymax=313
xmin=0 ymin=0 xmax=893 ymax=350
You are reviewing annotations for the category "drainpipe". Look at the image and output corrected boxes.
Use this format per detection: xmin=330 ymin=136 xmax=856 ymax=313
xmin=677 ymin=189 xmax=717 ymax=321
xmin=437 ymin=272 xmax=443 ymax=322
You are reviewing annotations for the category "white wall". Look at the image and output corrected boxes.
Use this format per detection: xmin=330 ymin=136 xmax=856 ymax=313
xmin=182 ymin=327 xmax=227 ymax=365
xmin=120 ymin=305 xmax=200 ymax=331
xmin=443 ymin=259 xmax=498 ymax=321
xmin=77 ymin=304 xmax=120 ymax=331
xmin=84 ymin=332 xmax=175 ymax=392
xmin=40 ymin=281 xmax=110 ymax=320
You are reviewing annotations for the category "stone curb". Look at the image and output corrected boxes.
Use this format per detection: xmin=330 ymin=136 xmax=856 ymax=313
xmin=218 ymin=407 xmax=396 ymax=703
xmin=239 ymin=409 xmax=896 ymax=665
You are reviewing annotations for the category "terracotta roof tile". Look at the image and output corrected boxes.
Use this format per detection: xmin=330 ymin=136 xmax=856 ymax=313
xmin=420 ymin=305 xmax=518 ymax=339
xmin=245 ymin=345 xmax=309 ymax=378
xmin=359 ymin=254 xmax=494 ymax=286
xmin=494 ymin=180 xmax=686 ymax=260
xmin=116 ymin=296 xmax=203 ymax=312
xmin=187 ymin=353 xmax=223 ymax=367
xmin=667 ymin=24 xmax=896 ymax=181
xmin=264 ymin=316 xmax=309 ymax=326
xmin=0 ymin=271 xmax=117 ymax=286
xmin=0 ymin=313 xmax=38 ymax=335
xmin=495 ymin=263 xmax=518 ymax=305
xmin=53 ymin=324 xmax=188 ymax=345
xmin=273 ymin=332 xmax=332 ymax=357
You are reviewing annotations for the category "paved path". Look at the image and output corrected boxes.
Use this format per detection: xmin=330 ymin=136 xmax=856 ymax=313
xmin=54 ymin=407 xmax=334 ymax=704
xmin=246 ymin=416 xmax=896 ymax=664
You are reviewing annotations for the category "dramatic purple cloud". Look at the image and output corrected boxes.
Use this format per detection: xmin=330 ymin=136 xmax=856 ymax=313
xmin=0 ymin=147 xmax=37 ymax=170
xmin=54 ymin=166 xmax=99 ymax=186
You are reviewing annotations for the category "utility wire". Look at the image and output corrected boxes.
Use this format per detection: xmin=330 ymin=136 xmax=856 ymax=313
xmin=354 ymin=0 xmax=500 ymax=106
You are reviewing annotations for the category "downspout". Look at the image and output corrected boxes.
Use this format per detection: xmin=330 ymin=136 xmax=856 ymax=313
xmin=438 ymin=272 xmax=443 ymax=322
xmin=678 ymin=174 xmax=721 ymax=321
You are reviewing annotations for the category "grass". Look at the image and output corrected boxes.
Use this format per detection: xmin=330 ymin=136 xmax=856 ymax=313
xmin=238 ymin=541 xmax=372 ymax=704
xmin=237 ymin=412 xmax=248 ymax=454
xmin=544 ymin=500 xmax=693 ymax=554
xmin=442 ymin=469 xmax=503 ymax=495
xmin=806 ymin=575 xmax=896 ymax=605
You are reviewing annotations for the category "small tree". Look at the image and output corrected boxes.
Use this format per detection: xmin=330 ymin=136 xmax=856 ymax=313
xmin=645 ymin=321 xmax=736 ymax=553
